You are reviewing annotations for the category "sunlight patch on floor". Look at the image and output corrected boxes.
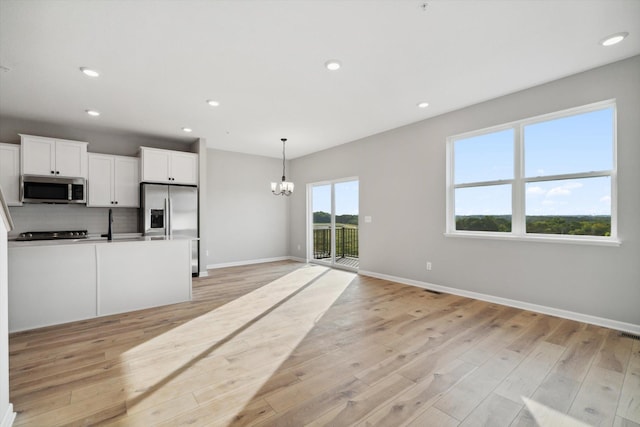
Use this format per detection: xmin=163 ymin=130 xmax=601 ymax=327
xmin=523 ymin=397 xmax=592 ymax=427
xmin=115 ymin=265 xmax=356 ymax=425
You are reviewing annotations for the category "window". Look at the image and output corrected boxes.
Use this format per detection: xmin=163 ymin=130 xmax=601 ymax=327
xmin=446 ymin=100 xmax=617 ymax=243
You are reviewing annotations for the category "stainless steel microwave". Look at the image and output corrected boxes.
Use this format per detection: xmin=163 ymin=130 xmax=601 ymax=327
xmin=20 ymin=175 xmax=86 ymax=204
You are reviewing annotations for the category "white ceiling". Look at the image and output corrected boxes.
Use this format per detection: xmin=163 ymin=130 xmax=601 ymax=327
xmin=1 ymin=0 xmax=639 ymax=159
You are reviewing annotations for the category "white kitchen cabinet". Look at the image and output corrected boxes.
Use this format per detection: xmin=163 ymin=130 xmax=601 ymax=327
xmin=87 ymin=154 xmax=112 ymax=206
xmin=169 ymin=151 xmax=198 ymax=184
xmin=20 ymin=134 xmax=88 ymax=178
xmin=88 ymin=153 xmax=139 ymax=207
xmin=140 ymin=148 xmax=169 ymax=183
xmin=0 ymin=143 xmax=21 ymax=206
xmin=114 ymin=156 xmax=139 ymax=206
xmin=140 ymin=147 xmax=197 ymax=185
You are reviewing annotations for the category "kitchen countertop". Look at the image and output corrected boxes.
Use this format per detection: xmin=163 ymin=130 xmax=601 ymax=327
xmin=8 ymin=234 xmax=198 ymax=247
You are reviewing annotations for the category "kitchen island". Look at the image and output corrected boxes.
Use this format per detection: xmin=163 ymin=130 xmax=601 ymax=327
xmin=8 ymin=236 xmax=193 ymax=332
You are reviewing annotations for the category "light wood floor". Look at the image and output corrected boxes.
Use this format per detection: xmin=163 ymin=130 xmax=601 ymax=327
xmin=8 ymin=261 xmax=640 ymax=426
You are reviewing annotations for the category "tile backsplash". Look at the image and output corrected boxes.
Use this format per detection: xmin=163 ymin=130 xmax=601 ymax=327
xmin=8 ymin=204 xmax=138 ymax=237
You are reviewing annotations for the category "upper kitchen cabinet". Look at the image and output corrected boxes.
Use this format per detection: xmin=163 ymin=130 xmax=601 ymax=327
xmin=20 ymin=134 xmax=88 ymax=179
xmin=88 ymin=154 xmax=139 ymax=207
xmin=0 ymin=143 xmax=21 ymax=206
xmin=139 ymin=147 xmax=198 ymax=185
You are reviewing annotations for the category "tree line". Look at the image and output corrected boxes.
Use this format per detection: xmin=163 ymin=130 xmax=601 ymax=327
xmin=455 ymin=215 xmax=611 ymax=236
xmin=313 ymin=211 xmax=611 ymax=236
xmin=313 ymin=211 xmax=358 ymax=225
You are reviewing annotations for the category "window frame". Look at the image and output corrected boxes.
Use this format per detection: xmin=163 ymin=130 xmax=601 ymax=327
xmin=445 ymin=99 xmax=619 ymax=246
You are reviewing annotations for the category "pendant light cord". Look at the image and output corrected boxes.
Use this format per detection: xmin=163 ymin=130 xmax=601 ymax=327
xmin=281 ymin=138 xmax=287 ymax=181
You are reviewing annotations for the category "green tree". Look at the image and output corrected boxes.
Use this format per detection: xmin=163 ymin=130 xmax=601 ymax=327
xmin=313 ymin=211 xmax=331 ymax=224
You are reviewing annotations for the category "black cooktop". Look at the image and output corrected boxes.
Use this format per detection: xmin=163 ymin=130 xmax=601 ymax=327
xmin=15 ymin=230 xmax=88 ymax=241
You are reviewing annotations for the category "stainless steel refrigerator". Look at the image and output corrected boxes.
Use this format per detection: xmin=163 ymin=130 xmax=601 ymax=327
xmin=140 ymin=183 xmax=198 ymax=275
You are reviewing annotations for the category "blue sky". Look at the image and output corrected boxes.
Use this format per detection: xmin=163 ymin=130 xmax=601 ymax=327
xmin=312 ymin=180 xmax=359 ymax=215
xmin=454 ymin=107 xmax=613 ymax=216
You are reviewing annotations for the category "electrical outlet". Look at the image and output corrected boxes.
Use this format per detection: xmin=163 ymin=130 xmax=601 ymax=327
xmin=426 ymin=262 xmax=432 ymax=271
xmin=297 ymin=244 xmax=301 ymax=251
xmin=206 ymin=250 xmax=209 ymax=256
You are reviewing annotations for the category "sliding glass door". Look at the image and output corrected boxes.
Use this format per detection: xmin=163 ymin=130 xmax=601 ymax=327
xmin=309 ymin=178 xmax=359 ymax=270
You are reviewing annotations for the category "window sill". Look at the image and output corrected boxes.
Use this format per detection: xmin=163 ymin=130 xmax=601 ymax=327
xmin=444 ymin=231 xmax=621 ymax=247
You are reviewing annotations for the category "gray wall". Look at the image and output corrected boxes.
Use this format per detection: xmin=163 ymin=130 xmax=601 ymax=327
xmin=0 ymin=116 xmax=191 ymax=155
xmin=289 ymin=55 xmax=640 ymax=326
xmin=205 ymin=148 xmax=289 ymax=267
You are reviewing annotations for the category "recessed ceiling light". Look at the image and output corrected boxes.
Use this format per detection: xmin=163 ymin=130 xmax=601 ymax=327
xmin=182 ymin=127 xmax=193 ymax=133
xmin=600 ymin=32 xmax=629 ymax=46
xmin=207 ymin=100 xmax=220 ymax=107
xmin=325 ymin=60 xmax=341 ymax=71
xmin=417 ymin=102 xmax=429 ymax=108
xmin=80 ymin=67 xmax=100 ymax=77
xmin=85 ymin=109 xmax=100 ymax=116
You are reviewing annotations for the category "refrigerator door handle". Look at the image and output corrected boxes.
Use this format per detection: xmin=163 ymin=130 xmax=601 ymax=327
xmin=164 ymin=197 xmax=170 ymax=236
xmin=167 ymin=196 xmax=172 ymax=236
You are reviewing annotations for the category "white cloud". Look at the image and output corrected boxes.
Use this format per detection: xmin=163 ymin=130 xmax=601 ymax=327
xmin=547 ymin=182 xmax=583 ymax=197
xmin=526 ymin=186 xmax=546 ymax=195
xmin=547 ymin=187 xmax=570 ymax=197
xmin=542 ymin=200 xmax=556 ymax=206
xmin=536 ymin=169 xmax=545 ymax=176
xmin=600 ymin=195 xmax=611 ymax=203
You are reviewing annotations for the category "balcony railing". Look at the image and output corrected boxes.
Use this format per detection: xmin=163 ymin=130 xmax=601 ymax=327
xmin=313 ymin=225 xmax=359 ymax=260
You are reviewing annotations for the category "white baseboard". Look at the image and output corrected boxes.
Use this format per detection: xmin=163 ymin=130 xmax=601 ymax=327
xmin=359 ymin=269 xmax=640 ymax=335
xmin=1 ymin=404 xmax=15 ymax=427
xmin=198 ymin=271 xmax=209 ymax=277
xmin=207 ymin=256 xmax=294 ymax=270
